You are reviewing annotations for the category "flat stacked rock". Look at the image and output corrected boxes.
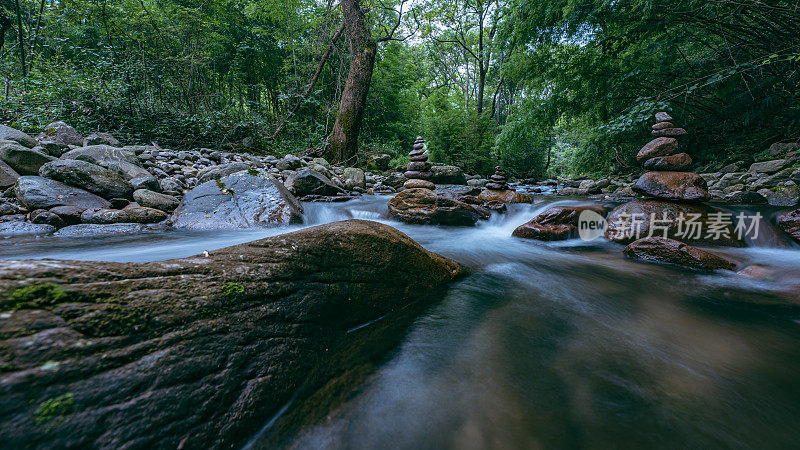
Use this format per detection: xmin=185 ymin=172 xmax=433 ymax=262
xmin=633 ymin=112 xmax=708 ymax=202
xmin=403 ymin=136 xmax=435 ymax=190
xmin=477 ymin=166 xmax=531 ymax=204
xmin=485 ymin=166 xmax=510 ymax=190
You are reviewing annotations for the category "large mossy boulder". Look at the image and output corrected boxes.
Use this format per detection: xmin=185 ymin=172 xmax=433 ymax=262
xmin=0 ymin=220 xmax=466 ymax=449
xmin=172 ymin=171 xmax=303 ymax=229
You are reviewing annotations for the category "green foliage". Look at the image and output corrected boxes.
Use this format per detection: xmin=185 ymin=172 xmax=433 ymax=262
xmin=34 ymin=393 xmax=74 ymax=425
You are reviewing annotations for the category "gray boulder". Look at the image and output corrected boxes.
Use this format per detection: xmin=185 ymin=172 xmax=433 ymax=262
xmin=83 ymin=132 xmax=120 ymax=147
xmin=130 ymin=176 xmax=161 ymax=192
xmin=749 ymin=159 xmax=789 ymax=174
xmin=197 ymin=162 xmax=250 ymax=184
xmin=60 ymin=145 xmax=140 ymax=166
xmin=81 ymin=207 xmax=168 ymax=224
xmin=0 ymin=124 xmax=36 ymax=147
xmin=0 ymin=221 xmax=55 ymax=236
xmin=133 ymin=189 xmax=179 ymax=212
xmin=54 ymin=223 xmax=152 ymax=237
xmin=285 ymin=168 xmax=343 ymax=196
xmin=36 ymin=121 xmax=84 ymax=146
xmin=0 ymin=159 xmax=20 ymax=188
xmin=34 ymin=142 xmax=70 ymax=157
xmin=172 ymin=171 xmax=303 ymax=230
xmin=0 ymin=142 xmax=56 ymax=175
xmin=39 ymin=160 xmax=134 ymax=199
xmin=430 ymin=165 xmax=467 ymax=185
xmin=760 ymin=186 xmax=800 ymax=207
xmin=342 ymin=167 xmax=366 ymax=190
xmin=13 ymin=176 xmax=111 ymax=210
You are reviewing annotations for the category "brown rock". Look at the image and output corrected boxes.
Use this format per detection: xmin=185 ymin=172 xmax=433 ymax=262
xmin=0 ymin=220 xmax=465 ymax=449
xmin=532 ymin=205 xmax=608 ymax=226
xmin=604 ymin=200 xmax=745 ymax=247
xmin=623 ymin=237 xmax=736 ymax=271
xmin=388 ymin=188 xmax=490 ymax=225
xmin=778 ymin=208 xmax=800 ymax=243
xmin=636 ymin=137 xmax=679 ymax=162
xmin=651 ymin=128 xmax=688 ymax=138
xmin=632 ymin=171 xmax=710 ymax=202
xmin=512 ymin=222 xmax=574 ymax=240
xmin=403 ymin=179 xmax=435 ymax=190
xmin=652 ymin=122 xmax=674 ymax=130
xmin=403 ymin=170 xmax=433 ymax=180
xmin=477 ymin=189 xmax=531 ymax=204
xmin=655 ymin=112 xmax=673 ymax=122
xmin=511 ymin=205 xmax=607 ymax=241
xmin=643 ymin=153 xmax=693 ymax=171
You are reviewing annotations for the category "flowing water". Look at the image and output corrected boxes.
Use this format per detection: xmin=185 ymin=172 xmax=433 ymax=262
xmin=3 ymin=194 xmax=800 ymax=449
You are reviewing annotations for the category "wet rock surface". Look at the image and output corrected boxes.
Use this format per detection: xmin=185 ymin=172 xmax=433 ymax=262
xmin=624 ymin=237 xmax=737 ymax=271
xmin=0 ymin=220 xmax=466 ymax=449
xmin=172 ymin=171 xmax=302 ymax=230
xmin=388 ymin=188 xmax=490 ymax=226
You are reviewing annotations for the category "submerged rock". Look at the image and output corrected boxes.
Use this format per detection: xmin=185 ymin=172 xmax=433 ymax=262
xmin=0 ymin=220 xmax=465 ymax=449
xmin=623 ymin=237 xmax=736 ymax=271
xmin=388 ymin=188 xmax=490 ymax=226
xmin=604 ymin=200 xmax=744 ymax=247
xmin=172 ymin=171 xmax=302 ymax=230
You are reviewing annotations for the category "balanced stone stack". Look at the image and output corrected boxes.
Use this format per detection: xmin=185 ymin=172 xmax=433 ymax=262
xmin=485 ymin=166 xmax=511 ymax=191
xmin=403 ymin=136 xmax=435 ymax=190
xmin=632 ymin=112 xmax=709 ymax=202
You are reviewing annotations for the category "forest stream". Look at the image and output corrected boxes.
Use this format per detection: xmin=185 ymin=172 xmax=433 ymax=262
xmin=3 ymin=192 xmax=800 ymax=449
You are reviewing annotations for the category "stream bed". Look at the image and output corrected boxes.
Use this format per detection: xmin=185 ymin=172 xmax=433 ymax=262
xmin=3 ymin=194 xmax=800 ymax=449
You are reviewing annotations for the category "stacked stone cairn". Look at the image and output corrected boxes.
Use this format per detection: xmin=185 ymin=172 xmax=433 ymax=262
xmin=605 ymin=111 xmax=741 ymax=270
xmin=485 ymin=166 xmax=511 ymax=191
xmin=632 ymin=112 xmax=708 ymax=202
xmin=403 ymin=136 xmax=435 ymax=190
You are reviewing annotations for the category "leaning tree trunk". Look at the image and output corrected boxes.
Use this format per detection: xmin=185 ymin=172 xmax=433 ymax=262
xmin=325 ymin=0 xmax=376 ymax=164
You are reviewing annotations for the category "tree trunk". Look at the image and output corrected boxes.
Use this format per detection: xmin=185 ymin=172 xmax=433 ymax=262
xmin=325 ymin=0 xmax=376 ymax=164
xmin=14 ymin=0 xmax=26 ymax=77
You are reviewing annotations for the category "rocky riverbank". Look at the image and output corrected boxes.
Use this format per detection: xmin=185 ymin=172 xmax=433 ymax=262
xmin=0 ymin=220 xmax=465 ymax=449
